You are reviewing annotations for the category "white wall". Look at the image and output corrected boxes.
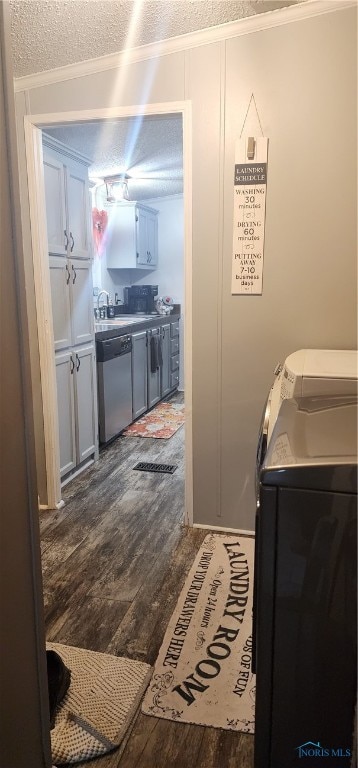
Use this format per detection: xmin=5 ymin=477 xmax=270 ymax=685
xmin=15 ymin=4 xmax=357 ymax=529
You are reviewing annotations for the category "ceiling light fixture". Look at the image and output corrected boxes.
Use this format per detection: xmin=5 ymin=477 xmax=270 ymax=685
xmin=104 ymin=173 xmax=130 ymax=202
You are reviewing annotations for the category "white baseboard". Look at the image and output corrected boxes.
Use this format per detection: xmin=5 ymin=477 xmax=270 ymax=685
xmin=61 ymin=459 xmax=94 ymax=488
xmin=193 ymin=523 xmax=255 ymax=537
xmin=38 ymin=499 xmax=65 ymax=511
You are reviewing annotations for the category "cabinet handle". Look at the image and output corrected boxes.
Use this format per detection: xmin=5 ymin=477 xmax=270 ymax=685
xmin=72 ymin=265 xmax=77 ymax=284
xmin=76 ymin=353 xmax=80 ymax=372
xmin=70 ymin=355 xmax=75 ymax=374
xmin=148 ymin=252 xmax=152 ymax=263
xmin=69 ymin=232 xmax=75 ymax=252
xmin=65 ymin=263 xmax=71 ymax=284
xmin=64 ymin=229 xmax=69 ymax=250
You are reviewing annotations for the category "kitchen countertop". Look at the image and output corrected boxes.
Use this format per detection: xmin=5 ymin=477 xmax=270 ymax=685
xmin=94 ymin=311 xmax=181 ymax=341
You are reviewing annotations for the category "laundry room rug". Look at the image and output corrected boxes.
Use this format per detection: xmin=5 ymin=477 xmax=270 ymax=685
xmin=122 ymin=402 xmax=184 ymax=439
xmin=141 ymin=534 xmax=255 ymax=733
xmin=46 ymin=642 xmax=151 ymax=765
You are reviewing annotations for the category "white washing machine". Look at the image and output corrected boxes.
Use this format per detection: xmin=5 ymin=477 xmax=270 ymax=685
xmin=256 ymin=348 xmax=358 ymax=495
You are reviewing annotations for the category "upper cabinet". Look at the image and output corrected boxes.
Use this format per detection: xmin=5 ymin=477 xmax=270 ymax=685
xmin=105 ymin=201 xmax=158 ymax=269
xmin=42 ymin=135 xmax=91 ymax=259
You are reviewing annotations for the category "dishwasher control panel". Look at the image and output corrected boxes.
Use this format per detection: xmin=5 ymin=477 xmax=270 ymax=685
xmin=96 ymin=334 xmax=132 ymax=362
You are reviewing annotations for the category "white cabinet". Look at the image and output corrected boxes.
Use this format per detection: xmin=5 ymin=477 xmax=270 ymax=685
xmin=49 ymin=257 xmax=72 ymax=351
xmin=70 ymin=259 xmax=94 ymax=346
xmin=75 ymin=345 xmax=97 ymax=464
xmin=66 ymin=161 xmax=91 ymax=259
xmin=136 ymin=206 xmax=158 ymax=267
xmin=50 ymin=256 xmax=94 ymax=352
xmin=55 ymin=345 xmax=97 ymax=478
xmin=42 ymin=153 xmax=67 ymax=256
xmin=43 ymin=134 xmax=98 ymax=482
xmin=55 ymin=351 xmax=76 ymax=477
xmin=43 ymin=137 xmax=91 ymax=259
xmin=105 ymin=202 xmax=158 ymax=269
xmin=49 ymin=256 xmax=94 ymax=351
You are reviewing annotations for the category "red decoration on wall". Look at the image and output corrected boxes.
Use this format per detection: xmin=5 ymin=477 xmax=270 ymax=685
xmin=92 ymin=208 xmax=108 ymax=256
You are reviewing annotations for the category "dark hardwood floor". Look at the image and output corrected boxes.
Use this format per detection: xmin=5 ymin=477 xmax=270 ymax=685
xmin=40 ymin=393 xmax=254 ymax=768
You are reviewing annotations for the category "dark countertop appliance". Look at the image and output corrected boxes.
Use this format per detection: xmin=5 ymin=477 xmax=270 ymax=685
xmin=253 ymin=395 xmax=357 ymax=768
xmin=124 ymin=285 xmax=158 ymax=315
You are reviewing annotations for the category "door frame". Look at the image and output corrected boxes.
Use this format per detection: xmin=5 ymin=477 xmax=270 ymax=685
xmin=24 ymin=101 xmax=193 ymax=524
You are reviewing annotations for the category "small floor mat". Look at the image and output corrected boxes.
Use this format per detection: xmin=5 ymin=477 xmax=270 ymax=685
xmin=122 ymin=402 xmax=184 ymax=439
xmin=47 ymin=642 xmax=151 ymax=765
xmin=133 ymin=461 xmax=178 ymax=474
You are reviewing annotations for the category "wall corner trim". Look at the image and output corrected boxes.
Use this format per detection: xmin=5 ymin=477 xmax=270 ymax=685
xmin=13 ymin=0 xmax=356 ymax=93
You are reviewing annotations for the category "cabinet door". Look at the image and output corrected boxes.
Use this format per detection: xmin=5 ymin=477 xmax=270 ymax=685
xmin=49 ymin=256 xmax=71 ymax=351
xmin=74 ymin=344 xmax=97 ymax=463
xmin=160 ymin=324 xmax=171 ymax=397
xmin=43 ymin=151 xmax=67 ymax=255
xmin=105 ymin=204 xmax=137 ymax=268
xmin=70 ymin=258 xmax=94 ymax=346
xmin=146 ymin=210 xmax=158 ymax=267
xmin=136 ymin=207 xmax=149 ymax=265
xmin=55 ymin=351 xmax=76 ymax=477
xmin=170 ymin=321 xmax=180 ymax=338
xmin=132 ymin=331 xmax=148 ymax=419
xmin=147 ymin=328 xmax=161 ymax=408
xmin=66 ymin=161 xmax=91 ymax=259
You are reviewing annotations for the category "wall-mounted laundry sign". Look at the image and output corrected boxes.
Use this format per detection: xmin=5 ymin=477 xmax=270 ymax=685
xmin=231 ymin=137 xmax=268 ymax=295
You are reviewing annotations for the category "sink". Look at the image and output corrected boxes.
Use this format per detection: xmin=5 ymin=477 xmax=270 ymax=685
xmin=118 ymin=315 xmax=159 ymax=321
xmin=95 ymin=320 xmax=137 ymax=331
xmin=95 ymin=315 xmax=158 ymax=327
xmin=95 ymin=319 xmax=132 ymax=325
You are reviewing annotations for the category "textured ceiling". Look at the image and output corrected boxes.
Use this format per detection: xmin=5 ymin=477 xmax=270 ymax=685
xmin=13 ymin=0 xmax=300 ymax=200
xmin=45 ymin=114 xmax=184 ymax=201
xmin=10 ymin=0 xmax=299 ymax=79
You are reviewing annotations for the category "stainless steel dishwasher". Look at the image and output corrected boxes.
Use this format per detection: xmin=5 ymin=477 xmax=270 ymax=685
xmin=96 ymin=334 xmax=132 ymax=444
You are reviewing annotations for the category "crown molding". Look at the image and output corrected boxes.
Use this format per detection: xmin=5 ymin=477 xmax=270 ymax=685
xmin=141 ymin=193 xmax=184 ymax=204
xmin=42 ymin=132 xmax=92 ymax=165
xmin=14 ymin=0 xmax=356 ymax=93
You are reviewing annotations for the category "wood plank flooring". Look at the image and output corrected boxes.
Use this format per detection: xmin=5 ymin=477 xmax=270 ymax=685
xmin=40 ymin=394 xmax=254 ymax=768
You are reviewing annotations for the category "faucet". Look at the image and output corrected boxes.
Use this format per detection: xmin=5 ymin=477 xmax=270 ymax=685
xmin=97 ymin=290 xmax=110 ymax=312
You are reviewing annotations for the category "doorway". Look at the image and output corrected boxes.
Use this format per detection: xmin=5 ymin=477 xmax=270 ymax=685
xmin=24 ymin=102 xmax=193 ymax=524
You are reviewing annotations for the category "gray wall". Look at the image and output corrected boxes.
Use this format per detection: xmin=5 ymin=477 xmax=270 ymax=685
xmin=0 ymin=4 xmax=51 ymax=765
xmin=15 ymin=6 xmax=357 ymax=530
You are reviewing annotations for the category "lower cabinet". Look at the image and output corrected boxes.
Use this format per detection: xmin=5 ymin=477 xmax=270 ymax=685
xmin=170 ymin=320 xmax=180 ymax=392
xmin=147 ymin=327 xmax=161 ymax=409
xmin=160 ymin=323 xmax=171 ymax=398
xmin=55 ymin=344 xmax=97 ymax=478
xmin=132 ymin=330 xmax=148 ymax=419
xmin=130 ymin=318 xmax=181 ymax=424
